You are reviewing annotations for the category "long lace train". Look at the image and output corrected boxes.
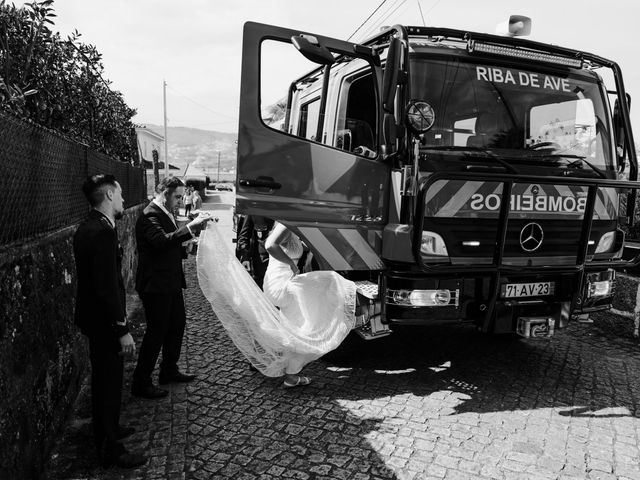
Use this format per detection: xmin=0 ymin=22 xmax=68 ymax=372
xmin=196 ymin=223 xmax=355 ymax=377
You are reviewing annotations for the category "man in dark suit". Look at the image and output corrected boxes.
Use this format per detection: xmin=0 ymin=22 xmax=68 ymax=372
xmin=73 ymin=174 xmax=146 ymax=468
xmin=131 ymin=176 xmax=212 ymax=399
xmin=237 ymin=215 xmax=274 ymax=289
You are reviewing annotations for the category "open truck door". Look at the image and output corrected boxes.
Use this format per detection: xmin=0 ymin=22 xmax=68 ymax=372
xmin=237 ymin=22 xmax=394 ymax=271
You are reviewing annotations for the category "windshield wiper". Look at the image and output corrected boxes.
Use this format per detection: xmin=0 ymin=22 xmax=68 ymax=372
xmin=546 ymin=154 xmax=607 ymax=179
xmin=423 ymin=146 xmax=517 ymax=174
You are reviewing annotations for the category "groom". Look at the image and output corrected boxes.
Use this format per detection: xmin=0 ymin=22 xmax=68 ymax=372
xmin=131 ymin=176 xmax=211 ymax=399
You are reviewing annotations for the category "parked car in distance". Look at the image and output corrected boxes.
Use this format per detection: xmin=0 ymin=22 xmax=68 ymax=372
xmin=213 ymin=183 xmax=234 ymax=191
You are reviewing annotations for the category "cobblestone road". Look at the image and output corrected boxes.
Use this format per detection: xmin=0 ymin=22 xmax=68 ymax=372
xmin=44 ymin=256 xmax=640 ymax=480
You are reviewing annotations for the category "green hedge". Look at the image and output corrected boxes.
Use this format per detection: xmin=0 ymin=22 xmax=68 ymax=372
xmin=0 ymin=0 xmax=138 ymax=162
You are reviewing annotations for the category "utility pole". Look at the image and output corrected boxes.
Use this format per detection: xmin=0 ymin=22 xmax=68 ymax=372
xmin=217 ymin=150 xmax=221 ymax=182
xmin=163 ymin=79 xmax=168 ymax=178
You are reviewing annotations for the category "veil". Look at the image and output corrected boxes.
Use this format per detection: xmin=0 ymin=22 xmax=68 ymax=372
xmin=196 ymin=222 xmax=353 ymax=377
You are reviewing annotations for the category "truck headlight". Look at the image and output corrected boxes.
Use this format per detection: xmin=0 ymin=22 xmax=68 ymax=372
xmin=421 ymin=231 xmax=448 ymax=256
xmin=595 ymin=231 xmax=615 ymax=253
xmin=588 ymin=280 xmax=612 ymax=297
xmin=390 ymin=289 xmax=458 ymax=306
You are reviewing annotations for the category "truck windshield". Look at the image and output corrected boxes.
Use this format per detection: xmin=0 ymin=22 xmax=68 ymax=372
xmin=409 ymin=56 xmax=614 ymax=170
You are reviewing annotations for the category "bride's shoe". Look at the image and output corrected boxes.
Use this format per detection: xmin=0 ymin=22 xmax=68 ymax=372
xmin=283 ymin=374 xmax=311 ymax=388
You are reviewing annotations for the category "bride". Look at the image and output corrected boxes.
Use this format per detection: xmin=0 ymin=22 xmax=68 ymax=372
xmin=262 ymin=222 xmax=356 ymax=387
xmin=197 ymin=221 xmax=357 ymax=388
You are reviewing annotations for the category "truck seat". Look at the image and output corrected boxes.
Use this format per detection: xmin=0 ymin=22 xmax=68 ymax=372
xmin=467 ymin=113 xmax=500 ymax=148
xmin=346 ymin=118 xmax=374 ymax=151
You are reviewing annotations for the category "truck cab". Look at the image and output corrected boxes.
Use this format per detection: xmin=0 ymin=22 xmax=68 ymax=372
xmin=236 ymin=20 xmax=640 ymax=338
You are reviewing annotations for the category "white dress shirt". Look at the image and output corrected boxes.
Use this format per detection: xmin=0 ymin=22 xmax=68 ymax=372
xmin=152 ymin=198 xmax=194 ymax=237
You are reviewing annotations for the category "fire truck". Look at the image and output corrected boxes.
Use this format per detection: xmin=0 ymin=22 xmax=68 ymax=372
xmin=235 ymin=17 xmax=640 ymax=339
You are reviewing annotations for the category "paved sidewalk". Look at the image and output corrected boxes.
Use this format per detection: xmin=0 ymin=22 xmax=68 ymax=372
xmin=44 ymin=256 xmax=640 ymax=480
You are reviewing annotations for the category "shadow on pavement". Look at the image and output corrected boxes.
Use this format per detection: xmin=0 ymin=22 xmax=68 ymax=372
xmin=43 ymin=257 xmax=640 ymax=480
xmin=323 ymin=317 xmax=640 ymax=418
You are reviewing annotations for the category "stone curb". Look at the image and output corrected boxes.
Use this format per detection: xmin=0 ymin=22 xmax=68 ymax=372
xmin=612 ymin=272 xmax=640 ymax=337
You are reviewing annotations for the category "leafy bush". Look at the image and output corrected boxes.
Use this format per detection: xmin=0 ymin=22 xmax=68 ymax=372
xmin=0 ymin=0 xmax=138 ymax=162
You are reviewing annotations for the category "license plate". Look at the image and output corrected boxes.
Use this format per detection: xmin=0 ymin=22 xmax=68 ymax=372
xmin=502 ymin=282 xmax=555 ymax=298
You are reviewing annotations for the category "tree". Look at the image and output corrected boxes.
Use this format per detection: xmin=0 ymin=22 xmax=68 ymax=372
xmin=0 ymin=0 xmax=138 ymax=162
xmin=152 ymin=148 xmax=159 ymax=189
xmin=262 ymin=98 xmax=287 ymax=129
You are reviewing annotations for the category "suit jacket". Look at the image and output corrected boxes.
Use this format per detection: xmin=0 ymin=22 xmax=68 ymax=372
xmin=135 ymin=201 xmax=193 ymax=294
xmin=237 ymin=215 xmax=274 ymax=263
xmin=73 ymin=209 xmax=128 ymax=338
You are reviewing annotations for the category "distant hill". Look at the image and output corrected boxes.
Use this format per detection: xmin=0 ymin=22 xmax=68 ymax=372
xmin=143 ymin=124 xmax=237 ymax=175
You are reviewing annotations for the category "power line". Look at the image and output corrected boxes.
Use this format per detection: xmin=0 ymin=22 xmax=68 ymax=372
xmin=357 ymin=0 xmax=404 ymax=41
xmin=417 ymin=0 xmax=426 ymax=26
xmin=65 ymin=40 xmax=121 ymax=99
xmin=360 ymin=0 xmax=406 ymax=40
xmin=358 ymin=0 xmax=408 ymax=42
xmin=356 ymin=0 xmax=441 ymax=41
xmin=347 ymin=0 xmax=390 ymax=41
xmin=165 ymin=83 xmax=237 ymax=120
xmin=424 ymin=0 xmax=443 ymax=16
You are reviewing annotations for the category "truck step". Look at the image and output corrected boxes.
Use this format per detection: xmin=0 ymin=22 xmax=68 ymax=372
xmin=355 ymin=314 xmax=392 ymax=340
xmin=354 ymin=280 xmax=379 ymax=299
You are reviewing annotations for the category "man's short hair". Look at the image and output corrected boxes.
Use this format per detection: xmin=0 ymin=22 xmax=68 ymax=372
xmin=82 ymin=174 xmax=118 ymax=207
xmin=155 ymin=176 xmax=185 ymax=194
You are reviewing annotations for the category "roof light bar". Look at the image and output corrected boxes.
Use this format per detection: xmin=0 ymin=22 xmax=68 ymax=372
xmin=468 ymin=41 xmax=582 ymax=68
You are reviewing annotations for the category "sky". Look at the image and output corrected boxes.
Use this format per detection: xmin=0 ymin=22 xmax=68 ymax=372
xmin=33 ymin=0 xmax=640 ymax=136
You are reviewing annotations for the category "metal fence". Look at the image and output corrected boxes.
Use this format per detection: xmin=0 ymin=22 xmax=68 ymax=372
xmin=0 ymin=111 xmax=146 ymax=246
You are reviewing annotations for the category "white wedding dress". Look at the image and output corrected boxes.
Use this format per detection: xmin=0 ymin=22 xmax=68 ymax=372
xmin=197 ymin=222 xmax=356 ymax=377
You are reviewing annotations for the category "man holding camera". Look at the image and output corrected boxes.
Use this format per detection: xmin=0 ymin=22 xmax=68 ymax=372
xmin=131 ymin=177 xmax=212 ymax=399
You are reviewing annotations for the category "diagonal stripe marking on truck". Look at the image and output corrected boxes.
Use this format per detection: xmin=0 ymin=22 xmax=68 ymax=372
xmin=425 ymin=179 xmax=448 ymax=205
xmin=338 ymin=229 xmax=385 ymax=270
xmin=552 ymin=184 xmax=609 ymax=219
xmin=598 ymin=187 xmax=618 ymax=219
xmin=321 ymin=229 xmax=369 ymax=270
xmin=298 ymin=227 xmax=352 ymax=270
xmin=434 ymin=181 xmax=484 ymax=217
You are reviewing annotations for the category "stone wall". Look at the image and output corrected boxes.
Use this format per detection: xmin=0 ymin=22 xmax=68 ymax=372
xmin=0 ymin=203 xmax=145 ymax=480
xmin=119 ymin=204 xmax=146 ymax=291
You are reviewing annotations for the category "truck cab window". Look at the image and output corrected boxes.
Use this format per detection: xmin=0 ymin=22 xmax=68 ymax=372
xmin=529 ymin=99 xmax=601 ymax=159
xmin=298 ymin=99 xmax=320 ymax=140
xmin=260 ymin=39 xmax=321 ymax=132
xmin=453 ymin=117 xmax=476 ymax=146
xmin=410 ymin=57 xmax=615 ymax=171
xmin=333 ymin=69 xmax=377 ymax=157
xmin=260 ymin=38 xmax=377 ymax=157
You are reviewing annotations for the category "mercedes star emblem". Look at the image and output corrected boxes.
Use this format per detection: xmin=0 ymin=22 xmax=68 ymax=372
xmin=520 ymin=222 xmax=544 ymax=252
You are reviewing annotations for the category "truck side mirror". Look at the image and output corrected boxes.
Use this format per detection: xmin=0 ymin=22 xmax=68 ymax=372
xmin=291 ymin=35 xmax=335 ymax=65
xmin=382 ymin=37 xmax=401 ymax=113
xmin=381 ymin=37 xmax=402 ymax=156
xmin=613 ymin=94 xmax=631 ymax=173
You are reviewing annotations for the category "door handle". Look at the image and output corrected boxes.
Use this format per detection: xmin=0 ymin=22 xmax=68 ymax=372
xmin=239 ymin=178 xmax=282 ymax=189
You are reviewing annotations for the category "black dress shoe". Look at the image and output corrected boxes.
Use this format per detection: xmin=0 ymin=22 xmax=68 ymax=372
xmin=131 ymin=384 xmax=169 ymax=399
xmin=103 ymin=451 xmax=147 ymax=468
xmin=159 ymin=371 xmax=196 ymax=385
xmin=116 ymin=426 xmax=135 ymax=440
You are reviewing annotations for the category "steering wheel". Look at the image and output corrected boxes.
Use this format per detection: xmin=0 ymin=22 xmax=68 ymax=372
xmin=529 ymin=141 xmax=561 ymax=152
